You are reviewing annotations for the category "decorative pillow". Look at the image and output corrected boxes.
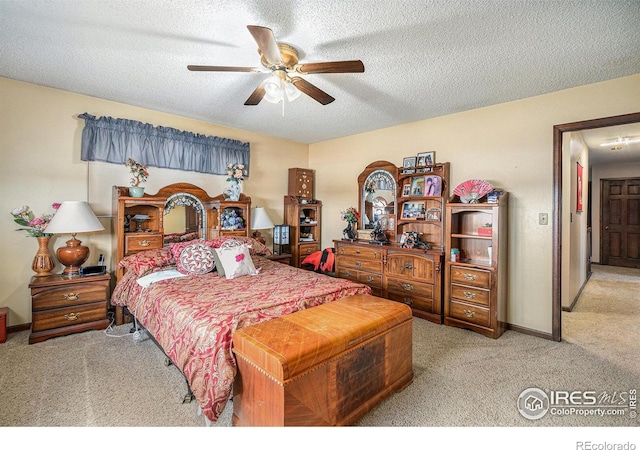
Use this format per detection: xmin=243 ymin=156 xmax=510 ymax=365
xmin=175 ymin=241 xmax=216 ymax=275
xmin=214 ymin=240 xmax=260 ymax=280
xmin=169 ymin=239 xmax=203 ymax=261
xmin=118 ymin=247 xmax=175 ymax=276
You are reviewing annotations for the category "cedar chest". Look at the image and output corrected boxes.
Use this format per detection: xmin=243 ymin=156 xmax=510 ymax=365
xmin=232 ymin=294 xmax=413 ymax=426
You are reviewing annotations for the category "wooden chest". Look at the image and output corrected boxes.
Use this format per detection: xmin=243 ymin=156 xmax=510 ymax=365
xmin=232 ymin=295 xmax=413 ymax=426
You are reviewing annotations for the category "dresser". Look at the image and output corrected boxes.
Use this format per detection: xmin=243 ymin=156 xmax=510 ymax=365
xmin=334 ymin=240 xmax=443 ymax=323
xmin=28 ymin=273 xmax=111 ymax=344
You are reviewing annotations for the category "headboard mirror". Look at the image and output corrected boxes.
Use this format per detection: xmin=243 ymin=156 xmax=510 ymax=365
xmin=357 ymin=161 xmax=398 ymax=234
xmin=164 ymin=192 xmax=205 ymax=236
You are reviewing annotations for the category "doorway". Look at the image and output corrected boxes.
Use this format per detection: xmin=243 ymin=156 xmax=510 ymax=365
xmin=601 ymin=178 xmax=640 ymax=269
xmin=552 ymin=112 xmax=640 ymax=342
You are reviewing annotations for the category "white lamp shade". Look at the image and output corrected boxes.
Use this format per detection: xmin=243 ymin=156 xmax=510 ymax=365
xmin=45 ymin=201 xmax=105 ymax=234
xmin=250 ymin=207 xmax=274 ymax=230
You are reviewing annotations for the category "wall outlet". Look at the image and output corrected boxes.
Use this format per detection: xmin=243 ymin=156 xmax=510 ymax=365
xmin=539 ymin=213 xmax=548 ymax=225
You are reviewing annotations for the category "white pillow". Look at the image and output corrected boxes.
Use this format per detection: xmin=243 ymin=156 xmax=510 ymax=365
xmin=214 ymin=241 xmax=260 ymax=280
xmin=137 ymin=269 xmax=187 ymax=288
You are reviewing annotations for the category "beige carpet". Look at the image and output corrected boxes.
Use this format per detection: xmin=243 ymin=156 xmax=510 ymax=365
xmin=1 ymin=264 xmax=638 ymax=433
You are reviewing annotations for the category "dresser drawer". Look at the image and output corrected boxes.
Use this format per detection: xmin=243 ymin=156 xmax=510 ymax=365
xmin=338 ymin=256 xmax=382 ymax=273
xmin=335 ymin=267 xmax=382 ymax=291
xmin=386 ymin=253 xmax=435 ymax=284
xmin=450 ymin=265 xmax=491 ymax=289
xmin=357 ymin=271 xmax=382 ymax=289
xmin=336 ymin=245 xmax=382 ymax=260
xmin=385 ymin=277 xmax=434 ymax=299
xmin=448 ymin=300 xmax=490 ymax=328
xmin=450 ymin=284 xmax=490 ymax=307
xmin=32 ymin=283 xmax=108 ymax=311
xmin=125 ymin=233 xmax=163 ymax=254
xmin=387 ymin=291 xmax=435 ymax=313
xmin=32 ymin=302 xmax=107 ymax=332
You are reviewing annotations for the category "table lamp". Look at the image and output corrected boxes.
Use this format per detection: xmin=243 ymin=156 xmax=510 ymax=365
xmin=44 ymin=201 xmax=105 ymax=275
xmin=250 ymin=207 xmax=274 ymax=245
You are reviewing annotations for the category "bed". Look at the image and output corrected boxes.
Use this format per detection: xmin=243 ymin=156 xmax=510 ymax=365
xmin=111 ymin=236 xmax=371 ymax=423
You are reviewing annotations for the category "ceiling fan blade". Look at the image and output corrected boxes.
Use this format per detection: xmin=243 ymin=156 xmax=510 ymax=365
xmin=244 ymin=83 xmax=266 ymax=106
xmin=290 ymin=77 xmax=335 ymax=105
xmin=294 ymin=60 xmax=364 ymax=74
xmin=187 ymin=65 xmax=262 ymax=72
xmin=247 ymin=25 xmax=282 ymax=66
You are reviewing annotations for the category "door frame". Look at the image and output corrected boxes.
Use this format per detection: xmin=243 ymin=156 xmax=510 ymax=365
xmin=552 ymin=112 xmax=640 ymax=341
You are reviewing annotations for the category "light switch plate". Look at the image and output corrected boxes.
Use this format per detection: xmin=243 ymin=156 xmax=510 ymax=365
xmin=539 ymin=213 xmax=548 ymax=225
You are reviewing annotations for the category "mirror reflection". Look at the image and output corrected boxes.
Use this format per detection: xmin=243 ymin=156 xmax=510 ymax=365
xmin=163 ymin=192 xmax=205 ymax=244
xmin=361 ymin=169 xmax=396 ymax=229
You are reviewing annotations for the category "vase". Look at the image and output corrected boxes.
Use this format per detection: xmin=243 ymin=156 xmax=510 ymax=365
xmin=224 ymin=182 xmax=241 ymax=201
xmin=129 ymin=186 xmax=145 ymax=197
xmin=32 ymin=235 xmax=55 ymax=277
xmin=342 ymin=221 xmax=358 ymax=241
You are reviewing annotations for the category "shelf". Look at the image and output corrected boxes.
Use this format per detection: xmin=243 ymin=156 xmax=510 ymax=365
xmin=450 ymin=259 xmax=492 ymax=268
xmin=451 ymin=233 xmax=492 ymax=240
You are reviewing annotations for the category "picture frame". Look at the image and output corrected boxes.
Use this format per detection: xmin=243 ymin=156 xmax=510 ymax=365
xmin=410 ymin=176 xmax=425 ymax=196
xmin=402 ymin=183 xmax=411 ymax=197
xmin=401 ymin=201 xmax=426 ymax=220
xmin=423 ymin=174 xmax=442 ymax=196
xmin=576 ymin=162 xmax=583 ymax=212
xmin=402 ymin=156 xmax=416 ymax=174
xmin=426 ymin=207 xmax=442 ymax=221
xmin=416 ymin=151 xmax=435 ymax=170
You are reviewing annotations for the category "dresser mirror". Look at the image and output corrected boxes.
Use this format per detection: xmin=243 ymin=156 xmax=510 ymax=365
xmin=357 ymin=161 xmax=397 ymax=232
xmin=163 ymin=192 xmax=206 ymax=238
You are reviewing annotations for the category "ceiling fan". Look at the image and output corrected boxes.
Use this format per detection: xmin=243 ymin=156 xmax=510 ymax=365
xmin=187 ymin=25 xmax=365 ymax=106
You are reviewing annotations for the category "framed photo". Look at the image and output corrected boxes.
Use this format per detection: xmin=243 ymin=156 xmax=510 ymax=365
xmin=424 ymin=174 xmax=442 ymax=196
xmin=417 ymin=151 xmax=435 ymax=171
xmin=576 ymin=162 xmax=583 ymax=212
xmin=401 ymin=201 xmax=426 ymax=220
xmin=402 ymin=156 xmax=416 ymax=174
xmin=402 ymin=183 xmax=411 ymax=197
xmin=426 ymin=207 xmax=442 ymax=221
xmin=410 ymin=176 xmax=425 ymax=196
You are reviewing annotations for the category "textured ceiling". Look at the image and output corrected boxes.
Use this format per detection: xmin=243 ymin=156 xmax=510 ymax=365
xmin=1 ymin=0 xmax=639 ymax=146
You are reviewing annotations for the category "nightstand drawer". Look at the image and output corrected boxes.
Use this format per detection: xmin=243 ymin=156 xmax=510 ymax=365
xmin=450 ymin=266 xmax=491 ymax=289
xmin=450 ymin=284 xmax=490 ymax=307
xmin=336 ymin=245 xmax=382 ymax=260
xmin=32 ymin=283 xmax=108 ymax=311
xmin=125 ymin=233 xmax=163 ymax=254
xmin=31 ymin=302 xmax=107 ymax=332
xmin=448 ymin=300 xmax=490 ymax=328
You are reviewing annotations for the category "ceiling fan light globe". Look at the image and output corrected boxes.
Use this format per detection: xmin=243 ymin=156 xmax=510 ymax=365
xmin=263 ymin=76 xmax=283 ymax=103
xmin=284 ymin=82 xmax=301 ymax=102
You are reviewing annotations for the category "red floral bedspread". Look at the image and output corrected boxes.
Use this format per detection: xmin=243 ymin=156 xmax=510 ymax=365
xmin=111 ymin=256 xmax=371 ymax=423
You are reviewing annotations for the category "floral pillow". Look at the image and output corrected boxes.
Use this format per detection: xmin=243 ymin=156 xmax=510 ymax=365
xmin=214 ymin=241 xmax=259 ymax=280
xmin=118 ymin=247 xmax=175 ymax=276
xmin=176 ymin=241 xmax=216 ymax=275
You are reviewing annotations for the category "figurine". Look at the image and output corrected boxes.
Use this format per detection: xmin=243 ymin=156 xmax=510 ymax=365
xmin=370 ymin=222 xmax=388 ymax=244
xmin=400 ymin=231 xmax=430 ymax=250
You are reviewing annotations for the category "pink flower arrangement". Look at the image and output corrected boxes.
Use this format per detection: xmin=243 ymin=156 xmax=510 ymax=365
xmin=340 ymin=207 xmax=360 ymax=223
xmin=10 ymin=203 xmax=61 ymax=237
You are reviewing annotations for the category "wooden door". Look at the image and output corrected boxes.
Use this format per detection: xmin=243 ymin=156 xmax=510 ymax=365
xmin=601 ymin=178 xmax=640 ymax=268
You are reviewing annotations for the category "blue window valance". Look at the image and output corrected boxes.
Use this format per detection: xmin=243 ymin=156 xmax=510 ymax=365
xmin=78 ymin=113 xmax=250 ymax=176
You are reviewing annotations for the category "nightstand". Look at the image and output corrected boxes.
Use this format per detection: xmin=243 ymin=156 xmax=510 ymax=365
xmin=28 ymin=273 xmax=111 ymax=344
xmin=267 ymin=253 xmax=292 ymax=266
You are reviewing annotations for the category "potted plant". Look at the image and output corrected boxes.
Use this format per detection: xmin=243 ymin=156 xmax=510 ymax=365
xmin=126 ymin=158 xmax=149 ymax=197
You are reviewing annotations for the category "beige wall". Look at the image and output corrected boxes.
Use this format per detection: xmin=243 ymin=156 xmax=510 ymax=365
xmin=0 ymin=77 xmax=308 ymax=327
xmin=311 ymin=73 xmax=640 ymax=334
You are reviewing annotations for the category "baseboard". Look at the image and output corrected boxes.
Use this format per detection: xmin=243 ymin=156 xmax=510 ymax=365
xmin=506 ymin=323 xmax=554 ymax=340
xmin=8 ymin=323 xmax=31 ymax=334
xmin=562 ymin=270 xmax=592 ymax=312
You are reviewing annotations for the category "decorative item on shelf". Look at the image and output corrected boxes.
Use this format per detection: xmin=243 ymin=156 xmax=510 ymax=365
xmin=486 ymin=189 xmax=503 ymax=203
xmin=340 ymin=207 xmax=359 ymax=241
xmin=220 ymin=208 xmax=244 ymax=230
xmin=478 ymin=223 xmax=493 ymax=236
xmin=400 ymin=231 xmax=430 ymax=250
xmin=369 ymin=221 xmax=388 ymax=245
xmin=131 ymin=214 xmax=150 ymax=232
xmin=44 ymin=201 xmax=105 ymax=275
xmin=250 ymin=207 xmax=274 ymax=245
xmin=10 ymin=203 xmax=61 ymax=277
xmin=273 ymin=224 xmax=290 ymax=255
xmin=126 ymin=158 xmax=149 ymax=198
xmin=224 ymin=163 xmax=247 ymax=201
xmin=453 ymin=179 xmax=494 ymax=203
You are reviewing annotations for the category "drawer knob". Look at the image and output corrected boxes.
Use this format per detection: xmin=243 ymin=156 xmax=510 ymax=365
xmin=463 ymin=291 xmax=476 ymax=299
xmin=344 ymin=271 xmax=352 ymax=277
xmin=402 ymin=297 xmax=414 ymax=305
xmin=139 ymin=240 xmax=151 ymax=247
xmin=64 ymin=292 xmax=79 ymax=301
xmin=355 ymin=250 xmax=361 ymax=254
xmin=355 ymin=261 xmax=362 ymax=268
xmin=404 ymin=264 xmax=413 ymax=270
xmin=463 ymin=273 xmax=477 ymax=281
xmin=65 ymin=312 xmax=80 ymax=321
xmin=463 ymin=309 xmax=476 ymax=318
xmin=401 ymin=283 xmax=413 ymax=291
xmin=365 ymin=276 xmax=374 ymax=282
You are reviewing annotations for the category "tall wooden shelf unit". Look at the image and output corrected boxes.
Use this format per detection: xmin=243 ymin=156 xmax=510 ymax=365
xmin=444 ymin=193 xmax=508 ymax=338
xmin=207 ymin=193 xmax=251 ymax=239
xmin=284 ymin=196 xmax=322 ymax=268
